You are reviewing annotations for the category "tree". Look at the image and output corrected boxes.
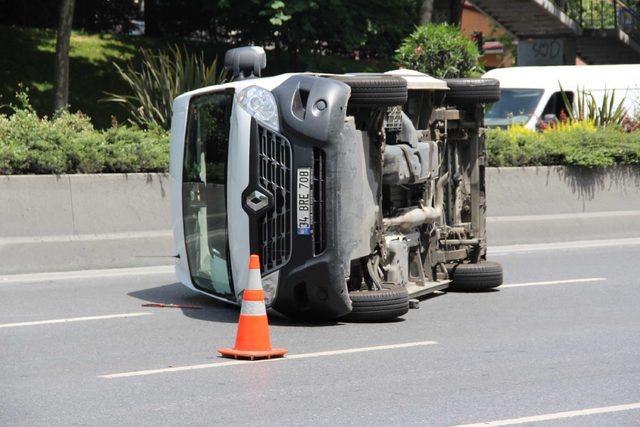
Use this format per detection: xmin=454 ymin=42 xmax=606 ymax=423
xmin=53 ymin=0 xmax=75 ymax=111
xmin=419 ymin=0 xmax=464 ymax=25
xmin=395 ymin=23 xmax=483 ymax=78
xmin=256 ymin=0 xmax=419 ymax=66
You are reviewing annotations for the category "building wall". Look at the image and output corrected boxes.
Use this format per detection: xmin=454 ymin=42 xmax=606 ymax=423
xmin=461 ymin=1 xmax=515 ymax=68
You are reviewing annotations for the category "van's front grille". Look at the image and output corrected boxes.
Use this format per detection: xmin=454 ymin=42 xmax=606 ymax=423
xmin=312 ymin=148 xmax=326 ymax=254
xmin=258 ymin=125 xmax=292 ymax=273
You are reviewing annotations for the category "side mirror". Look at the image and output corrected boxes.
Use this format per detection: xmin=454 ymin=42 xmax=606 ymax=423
xmin=224 ymin=46 xmax=267 ymax=81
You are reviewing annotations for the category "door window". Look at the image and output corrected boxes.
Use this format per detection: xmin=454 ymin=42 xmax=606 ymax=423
xmin=182 ymin=91 xmax=234 ymax=297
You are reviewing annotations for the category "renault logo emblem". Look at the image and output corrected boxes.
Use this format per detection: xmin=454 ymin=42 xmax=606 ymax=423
xmin=246 ymin=190 xmax=269 ymax=212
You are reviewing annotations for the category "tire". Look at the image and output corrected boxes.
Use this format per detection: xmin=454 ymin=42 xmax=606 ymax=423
xmin=331 ymin=74 xmax=408 ymax=107
xmin=444 ymin=78 xmax=500 ymax=105
xmin=343 ymin=285 xmax=409 ymax=321
xmin=446 ymin=261 xmax=503 ymax=291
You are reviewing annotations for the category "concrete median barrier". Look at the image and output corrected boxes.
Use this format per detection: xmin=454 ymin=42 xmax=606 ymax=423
xmin=0 ymin=166 xmax=638 ymax=274
xmin=0 ymin=174 xmax=173 ymax=274
xmin=486 ymin=166 xmax=640 ymax=245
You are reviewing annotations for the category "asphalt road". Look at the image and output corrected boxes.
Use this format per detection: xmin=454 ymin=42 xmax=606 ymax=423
xmin=2 ymin=241 xmax=640 ymax=426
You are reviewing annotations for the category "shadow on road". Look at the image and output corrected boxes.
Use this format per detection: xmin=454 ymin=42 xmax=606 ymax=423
xmin=128 ymin=282 xmax=343 ymax=327
xmin=443 ymin=289 xmax=500 ymax=294
xmin=128 ymin=282 xmax=238 ymax=324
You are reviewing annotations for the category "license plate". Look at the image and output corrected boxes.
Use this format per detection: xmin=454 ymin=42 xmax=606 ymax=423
xmin=296 ymin=168 xmax=312 ymax=235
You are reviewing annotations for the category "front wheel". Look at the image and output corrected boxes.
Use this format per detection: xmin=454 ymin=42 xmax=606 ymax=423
xmin=446 ymin=261 xmax=503 ymax=291
xmin=331 ymin=74 xmax=408 ymax=107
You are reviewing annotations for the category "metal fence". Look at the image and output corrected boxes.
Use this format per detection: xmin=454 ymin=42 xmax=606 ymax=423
xmin=551 ymin=0 xmax=640 ymax=44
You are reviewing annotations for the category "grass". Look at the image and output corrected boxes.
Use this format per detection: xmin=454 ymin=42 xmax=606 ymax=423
xmin=0 ymin=25 xmax=208 ymax=128
xmin=0 ymin=25 xmax=390 ymax=129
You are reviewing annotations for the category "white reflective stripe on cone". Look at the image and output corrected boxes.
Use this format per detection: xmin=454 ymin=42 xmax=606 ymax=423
xmin=247 ymin=268 xmax=263 ymax=291
xmin=240 ymin=300 xmax=267 ymax=316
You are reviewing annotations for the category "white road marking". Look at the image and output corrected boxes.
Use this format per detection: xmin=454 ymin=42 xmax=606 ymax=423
xmin=0 ymin=265 xmax=175 ymax=284
xmin=487 ymin=210 xmax=640 ymax=223
xmin=100 ymin=341 xmax=438 ymax=379
xmin=3 ymin=238 xmax=638 ymax=285
xmin=0 ymin=312 xmax=152 ymax=329
xmin=453 ymin=401 xmax=640 ymax=426
xmin=0 ymin=230 xmax=173 ymax=245
xmin=490 ymin=237 xmax=640 ymax=255
xmin=502 ymin=277 xmax=606 ymax=288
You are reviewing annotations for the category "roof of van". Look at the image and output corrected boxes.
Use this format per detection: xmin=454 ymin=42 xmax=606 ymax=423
xmin=483 ymin=65 xmax=640 ymax=90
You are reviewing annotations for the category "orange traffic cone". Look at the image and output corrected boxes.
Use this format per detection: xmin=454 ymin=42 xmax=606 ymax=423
xmin=218 ymin=254 xmax=287 ymax=360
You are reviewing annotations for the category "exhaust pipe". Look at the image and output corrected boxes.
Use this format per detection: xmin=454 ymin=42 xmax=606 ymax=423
xmin=382 ymin=172 xmax=449 ymax=232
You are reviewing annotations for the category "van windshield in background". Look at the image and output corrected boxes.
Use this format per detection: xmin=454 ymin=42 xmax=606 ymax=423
xmin=485 ymin=89 xmax=544 ymax=128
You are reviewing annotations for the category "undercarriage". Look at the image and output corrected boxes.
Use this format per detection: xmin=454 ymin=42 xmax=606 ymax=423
xmin=325 ymin=75 xmax=503 ymax=320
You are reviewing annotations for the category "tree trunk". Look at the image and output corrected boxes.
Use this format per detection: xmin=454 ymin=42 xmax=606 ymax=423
xmin=431 ymin=0 xmax=464 ymax=25
xmin=419 ymin=0 xmax=434 ymax=24
xmin=53 ymin=0 xmax=75 ymax=112
xmin=144 ymin=0 xmax=160 ymax=36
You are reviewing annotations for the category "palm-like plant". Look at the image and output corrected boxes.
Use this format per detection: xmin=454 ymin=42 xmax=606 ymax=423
xmin=105 ymin=45 xmax=227 ymax=129
xmin=560 ymin=85 xmax=628 ymax=127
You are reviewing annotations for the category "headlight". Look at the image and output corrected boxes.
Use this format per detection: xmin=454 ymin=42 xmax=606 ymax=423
xmin=236 ymin=85 xmax=279 ymax=131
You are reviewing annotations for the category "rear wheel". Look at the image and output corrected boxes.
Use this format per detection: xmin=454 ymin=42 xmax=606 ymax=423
xmin=343 ymin=285 xmax=409 ymax=321
xmin=446 ymin=261 xmax=503 ymax=291
xmin=444 ymin=78 xmax=500 ymax=105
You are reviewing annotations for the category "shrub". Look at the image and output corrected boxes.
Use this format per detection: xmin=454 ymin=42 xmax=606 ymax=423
xmin=102 ymin=125 xmax=169 ymax=173
xmin=394 ymin=24 xmax=483 ymax=78
xmin=0 ymin=92 xmax=169 ymax=175
xmin=560 ymin=86 xmax=628 ymax=127
xmin=105 ymin=45 xmax=227 ymax=130
xmin=486 ymin=123 xmax=640 ymax=168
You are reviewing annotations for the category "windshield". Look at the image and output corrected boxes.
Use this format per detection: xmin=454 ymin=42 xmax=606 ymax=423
xmin=182 ymin=91 xmax=234 ymax=297
xmin=485 ymin=89 xmax=544 ymax=128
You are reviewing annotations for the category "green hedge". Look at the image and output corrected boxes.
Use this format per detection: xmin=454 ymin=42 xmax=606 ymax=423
xmin=0 ymin=93 xmax=169 ymax=175
xmin=2 ymin=93 xmax=639 ymax=174
xmin=485 ymin=123 xmax=640 ymax=168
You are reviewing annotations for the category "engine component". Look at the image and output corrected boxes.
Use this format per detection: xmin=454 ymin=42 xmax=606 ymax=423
xmin=382 ymin=141 xmax=438 ymax=185
xmin=385 ymin=106 xmax=403 ymax=133
xmin=399 ymin=111 xmax=418 ymax=147
xmin=385 ymin=236 xmax=409 ymax=287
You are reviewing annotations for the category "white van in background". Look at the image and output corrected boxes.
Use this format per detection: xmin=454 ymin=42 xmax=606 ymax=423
xmin=482 ymin=65 xmax=640 ymax=130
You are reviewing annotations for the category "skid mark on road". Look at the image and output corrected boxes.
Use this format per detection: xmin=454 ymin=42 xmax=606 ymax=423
xmin=502 ymin=277 xmax=606 ymax=288
xmin=0 ymin=312 xmax=152 ymax=329
xmin=452 ymin=401 xmax=640 ymax=426
xmin=100 ymin=341 xmax=438 ymax=379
